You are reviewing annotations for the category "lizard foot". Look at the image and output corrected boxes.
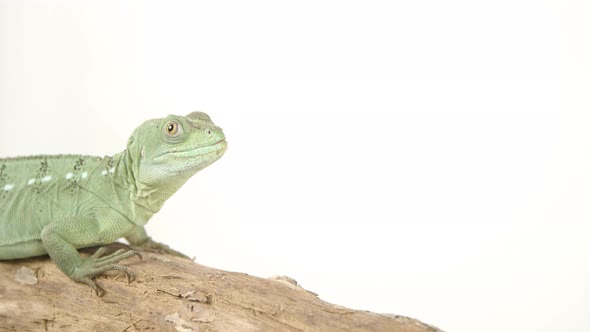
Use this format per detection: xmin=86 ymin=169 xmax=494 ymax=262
xmin=72 ymin=247 xmax=142 ymax=296
xmin=135 ymin=239 xmax=191 ymax=260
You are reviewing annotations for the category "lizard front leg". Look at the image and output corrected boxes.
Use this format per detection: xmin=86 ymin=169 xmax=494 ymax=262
xmin=40 ymin=217 xmax=140 ymax=296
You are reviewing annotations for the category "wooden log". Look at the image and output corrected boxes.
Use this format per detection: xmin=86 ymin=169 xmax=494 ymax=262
xmin=0 ymin=245 xmax=443 ymax=331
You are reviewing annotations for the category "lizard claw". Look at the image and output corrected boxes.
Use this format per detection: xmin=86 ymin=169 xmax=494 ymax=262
xmin=79 ymin=276 xmax=105 ymax=297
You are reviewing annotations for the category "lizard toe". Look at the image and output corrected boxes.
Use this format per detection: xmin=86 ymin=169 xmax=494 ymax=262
xmin=79 ymin=276 xmax=105 ymax=297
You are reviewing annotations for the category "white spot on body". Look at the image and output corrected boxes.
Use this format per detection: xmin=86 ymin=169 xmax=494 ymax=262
xmin=101 ymin=170 xmax=108 ymax=176
xmin=41 ymin=175 xmax=52 ymax=182
xmin=109 ymin=167 xmax=115 ymax=174
xmin=3 ymin=184 xmax=14 ymax=191
xmin=65 ymin=173 xmax=73 ymax=180
xmin=81 ymin=172 xmax=88 ymax=179
xmin=27 ymin=178 xmax=35 ymax=185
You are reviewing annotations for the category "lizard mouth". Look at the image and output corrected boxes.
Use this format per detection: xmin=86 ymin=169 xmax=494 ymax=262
xmin=155 ymin=140 xmax=227 ymax=160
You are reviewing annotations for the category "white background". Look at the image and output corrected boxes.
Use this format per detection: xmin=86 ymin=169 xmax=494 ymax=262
xmin=1 ymin=1 xmax=589 ymax=331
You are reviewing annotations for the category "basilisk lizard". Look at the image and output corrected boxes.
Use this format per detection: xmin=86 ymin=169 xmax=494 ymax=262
xmin=0 ymin=112 xmax=227 ymax=295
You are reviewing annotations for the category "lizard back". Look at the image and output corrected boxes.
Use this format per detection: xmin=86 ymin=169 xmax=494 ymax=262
xmin=0 ymin=154 xmax=117 ymax=246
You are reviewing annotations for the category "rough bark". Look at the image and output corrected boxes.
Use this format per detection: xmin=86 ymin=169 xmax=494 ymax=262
xmin=0 ymin=245 xmax=443 ymax=332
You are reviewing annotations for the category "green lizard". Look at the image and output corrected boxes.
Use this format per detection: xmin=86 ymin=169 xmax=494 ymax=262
xmin=0 ymin=112 xmax=227 ymax=295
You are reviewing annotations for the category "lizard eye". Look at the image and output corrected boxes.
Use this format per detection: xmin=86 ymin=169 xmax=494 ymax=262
xmin=165 ymin=121 xmax=182 ymax=137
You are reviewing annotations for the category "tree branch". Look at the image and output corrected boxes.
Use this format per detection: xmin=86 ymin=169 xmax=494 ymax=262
xmin=0 ymin=245 xmax=443 ymax=332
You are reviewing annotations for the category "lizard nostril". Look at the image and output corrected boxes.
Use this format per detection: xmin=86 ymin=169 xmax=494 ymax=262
xmin=207 ymin=129 xmax=212 ymax=135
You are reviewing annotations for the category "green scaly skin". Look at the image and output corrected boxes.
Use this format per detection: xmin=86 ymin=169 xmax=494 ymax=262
xmin=0 ymin=112 xmax=227 ymax=295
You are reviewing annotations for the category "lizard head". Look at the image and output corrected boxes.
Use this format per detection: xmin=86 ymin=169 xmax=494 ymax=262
xmin=127 ymin=112 xmax=227 ymax=186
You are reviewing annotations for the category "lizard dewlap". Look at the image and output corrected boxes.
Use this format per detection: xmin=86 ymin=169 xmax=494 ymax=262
xmin=0 ymin=112 xmax=227 ymax=295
